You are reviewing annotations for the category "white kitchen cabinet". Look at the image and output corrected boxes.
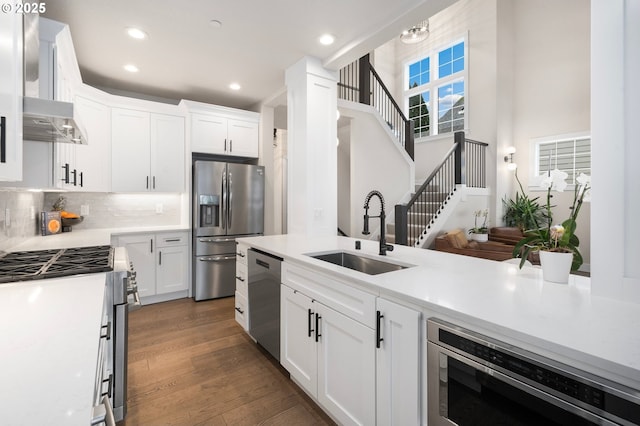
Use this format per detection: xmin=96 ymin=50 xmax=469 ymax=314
xmin=0 ymin=6 xmax=23 ymax=181
xmin=191 ymin=113 xmax=259 ymax=157
xmin=111 ymin=108 xmax=185 ymax=192
xmin=376 ymin=298 xmax=421 ymax=426
xmin=113 ymin=231 xmax=189 ymax=303
xmin=183 ymin=100 xmax=259 ymax=158
xmin=281 ymin=262 xmax=377 ymax=426
xmin=156 ymin=234 xmax=189 ymax=294
xmin=72 ymin=95 xmax=111 ymax=192
xmin=234 ymin=242 xmax=249 ymax=330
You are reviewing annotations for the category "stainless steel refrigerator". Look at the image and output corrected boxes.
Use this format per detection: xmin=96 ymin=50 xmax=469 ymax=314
xmin=192 ymin=160 xmax=265 ymax=301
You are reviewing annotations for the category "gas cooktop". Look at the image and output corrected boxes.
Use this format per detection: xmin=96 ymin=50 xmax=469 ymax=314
xmin=0 ymin=245 xmax=114 ymax=284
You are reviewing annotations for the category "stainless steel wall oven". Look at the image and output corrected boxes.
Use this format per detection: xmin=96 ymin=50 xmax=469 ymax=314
xmin=427 ymin=318 xmax=640 ymax=426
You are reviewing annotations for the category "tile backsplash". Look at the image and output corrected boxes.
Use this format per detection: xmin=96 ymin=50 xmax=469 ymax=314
xmin=0 ymin=190 xmax=186 ymax=251
xmin=43 ymin=192 xmax=184 ymax=230
xmin=0 ymin=190 xmax=44 ymax=251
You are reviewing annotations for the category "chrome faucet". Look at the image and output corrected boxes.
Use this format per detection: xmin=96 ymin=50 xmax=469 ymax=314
xmin=362 ymin=190 xmax=394 ymax=256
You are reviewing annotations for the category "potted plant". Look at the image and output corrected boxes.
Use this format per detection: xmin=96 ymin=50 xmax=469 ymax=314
xmin=513 ymin=169 xmax=591 ymax=283
xmin=502 ymin=170 xmax=546 ymax=232
xmin=468 ymin=209 xmax=489 ymax=242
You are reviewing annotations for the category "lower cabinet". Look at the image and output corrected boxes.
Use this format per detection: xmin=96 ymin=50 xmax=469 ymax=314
xmin=376 ymin=298 xmax=421 ymax=426
xmin=113 ymin=231 xmax=189 ymax=304
xmin=279 ymin=261 xmax=422 ymax=425
xmin=281 ymin=284 xmax=376 ymax=426
xmin=234 ymin=242 xmax=249 ymax=330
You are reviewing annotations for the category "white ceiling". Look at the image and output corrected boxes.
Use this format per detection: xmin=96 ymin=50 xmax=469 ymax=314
xmin=42 ymin=0 xmax=455 ymax=110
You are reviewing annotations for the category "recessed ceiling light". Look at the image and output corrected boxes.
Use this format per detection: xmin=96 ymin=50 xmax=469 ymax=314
xmin=124 ymin=64 xmax=139 ymax=73
xmin=126 ymin=27 xmax=148 ymax=40
xmin=229 ymin=83 xmax=241 ymax=90
xmin=319 ymin=34 xmax=335 ymax=46
xmin=210 ymin=19 xmax=222 ymax=28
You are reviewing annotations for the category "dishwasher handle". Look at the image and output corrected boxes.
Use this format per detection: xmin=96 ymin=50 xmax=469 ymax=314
xmin=199 ymin=255 xmax=236 ymax=262
xmin=255 ymin=258 xmax=270 ymax=269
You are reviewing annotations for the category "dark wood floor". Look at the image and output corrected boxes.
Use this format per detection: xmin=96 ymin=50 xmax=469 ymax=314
xmin=119 ymin=297 xmax=335 ymax=426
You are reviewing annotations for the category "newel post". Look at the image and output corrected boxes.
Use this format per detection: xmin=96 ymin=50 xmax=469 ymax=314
xmin=358 ymin=54 xmax=371 ymax=106
xmin=454 ymin=131 xmax=465 ymax=185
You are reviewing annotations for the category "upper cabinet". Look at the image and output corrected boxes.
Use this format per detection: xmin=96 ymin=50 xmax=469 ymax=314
xmin=111 ymin=107 xmax=185 ymax=192
xmin=182 ymin=100 xmax=260 ymax=158
xmin=0 ymin=7 xmax=23 ymax=182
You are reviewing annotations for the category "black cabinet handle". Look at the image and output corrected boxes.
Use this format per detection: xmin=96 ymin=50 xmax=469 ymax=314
xmin=235 ymin=306 xmax=244 ymax=314
xmin=153 ymin=176 xmax=156 ymax=189
xmin=1 ymin=116 xmax=6 ymax=163
xmin=315 ymin=313 xmax=322 ymax=342
xmin=159 ymin=251 xmax=162 ymax=265
xmin=79 ymin=171 xmax=84 ymax=187
xmin=235 ymin=275 xmax=245 ymax=282
xmin=230 ymin=139 xmax=233 ymax=152
xmin=376 ymin=311 xmax=384 ymax=349
xmin=150 ymin=239 xmax=153 ymax=253
xmin=71 ymin=169 xmax=77 ymax=186
xmin=224 ymin=138 xmax=227 ymax=151
xmin=61 ymin=163 xmax=70 ymax=184
xmin=146 ymin=176 xmax=149 ymax=189
xmin=308 ymin=308 xmax=314 ymax=338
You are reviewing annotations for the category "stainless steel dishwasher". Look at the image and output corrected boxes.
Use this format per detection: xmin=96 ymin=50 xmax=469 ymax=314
xmin=247 ymin=248 xmax=282 ymax=361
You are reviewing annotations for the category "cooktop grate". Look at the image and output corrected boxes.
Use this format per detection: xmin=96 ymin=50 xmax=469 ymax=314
xmin=0 ymin=245 xmax=114 ymax=284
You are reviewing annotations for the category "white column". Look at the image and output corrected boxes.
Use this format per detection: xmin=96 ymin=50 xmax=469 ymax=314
xmin=591 ymin=0 xmax=640 ymax=302
xmin=285 ymin=57 xmax=338 ymax=236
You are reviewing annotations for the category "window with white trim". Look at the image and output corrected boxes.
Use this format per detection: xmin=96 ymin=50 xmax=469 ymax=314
xmin=531 ymin=133 xmax=591 ymax=187
xmin=405 ymin=38 xmax=467 ymax=139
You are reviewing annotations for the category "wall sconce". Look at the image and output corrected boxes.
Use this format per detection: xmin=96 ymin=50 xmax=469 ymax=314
xmin=504 ymin=146 xmax=517 ymax=171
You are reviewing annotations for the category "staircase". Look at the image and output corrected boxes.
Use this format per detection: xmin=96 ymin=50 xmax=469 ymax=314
xmin=386 ymin=184 xmax=450 ymax=245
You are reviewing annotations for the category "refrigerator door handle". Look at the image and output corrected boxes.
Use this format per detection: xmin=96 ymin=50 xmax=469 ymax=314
xmin=199 ymin=255 xmax=236 ymax=262
xmin=228 ymin=171 xmax=233 ymax=228
xmin=221 ymin=169 xmax=227 ymax=230
xmin=198 ymin=237 xmax=235 ymax=243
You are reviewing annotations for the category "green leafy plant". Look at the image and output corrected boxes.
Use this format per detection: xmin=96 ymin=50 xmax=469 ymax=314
xmin=513 ymin=170 xmax=591 ymax=271
xmin=502 ymin=170 xmax=545 ymax=231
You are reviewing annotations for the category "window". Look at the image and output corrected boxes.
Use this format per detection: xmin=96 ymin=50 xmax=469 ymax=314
xmin=405 ymin=38 xmax=466 ymax=139
xmin=531 ymin=133 xmax=591 ymax=187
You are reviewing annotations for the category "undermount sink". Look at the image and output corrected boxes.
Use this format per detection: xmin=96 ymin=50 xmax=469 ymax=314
xmin=308 ymin=251 xmax=413 ymax=275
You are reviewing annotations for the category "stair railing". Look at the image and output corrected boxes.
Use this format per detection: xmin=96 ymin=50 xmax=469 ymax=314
xmin=338 ymin=55 xmax=415 ymax=160
xmin=395 ymin=132 xmax=488 ymax=246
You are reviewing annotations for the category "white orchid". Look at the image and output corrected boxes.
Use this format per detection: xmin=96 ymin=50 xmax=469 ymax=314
xmin=576 ymin=173 xmax=591 ymax=202
xmin=540 ymin=169 xmax=569 ymax=192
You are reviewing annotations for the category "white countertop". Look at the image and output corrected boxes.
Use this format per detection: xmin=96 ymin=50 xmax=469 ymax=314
xmin=0 ymin=273 xmax=107 ymax=425
xmin=8 ymin=225 xmax=189 ymax=252
xmin=239 ymin=234 xmax=640 ymax=389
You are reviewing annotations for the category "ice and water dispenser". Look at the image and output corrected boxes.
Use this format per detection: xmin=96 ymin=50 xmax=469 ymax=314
xmin=198 ymin=195 xmax=219 ymax=227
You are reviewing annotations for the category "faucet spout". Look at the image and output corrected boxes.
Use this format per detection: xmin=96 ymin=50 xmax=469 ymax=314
xmin=362 ymin=190 xmax=394 ymax=255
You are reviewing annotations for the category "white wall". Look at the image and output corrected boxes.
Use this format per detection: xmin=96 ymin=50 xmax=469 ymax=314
xmin=508 ymin=0 xmax=591 ymax=267
xmin=344 ymin=104 xmax=414 ymax=239
xmin=0 ymin=190 xmax=44 ymax=251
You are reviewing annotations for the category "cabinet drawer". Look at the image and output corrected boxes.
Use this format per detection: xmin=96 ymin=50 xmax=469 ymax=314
xmin=234 ymin=291 xmax=248 ymax=330
xmin=236 ymin=243 xmax=249 ymax=265
xmin=156 ymin=232 xmax=187 ymax=247
xmin=282 ymin=262 xmax=376 ymax=328
xmin=235 ymin=264 xmax=247 ymax=295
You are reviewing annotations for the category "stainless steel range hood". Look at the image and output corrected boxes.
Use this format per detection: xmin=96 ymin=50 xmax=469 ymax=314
xmin=23 ymin=97 xmax=87 ymax=144
xmin=22 ymin=15 xmax=87 ymax=145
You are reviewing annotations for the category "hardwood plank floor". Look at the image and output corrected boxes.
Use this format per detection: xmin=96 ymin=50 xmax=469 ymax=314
xmin=119 ymin=297 xmax=335 ymax=426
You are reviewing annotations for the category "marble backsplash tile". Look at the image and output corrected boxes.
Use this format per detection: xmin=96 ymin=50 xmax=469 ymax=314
xmin=0 ymin=190 xmax=44 ymax=251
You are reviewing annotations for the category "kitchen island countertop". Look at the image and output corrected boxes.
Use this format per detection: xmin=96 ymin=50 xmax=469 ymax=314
xmin=0 ymin=273 xmax=107 ymax=425
xmin=238 ymin=234 xmax=640 ymax=390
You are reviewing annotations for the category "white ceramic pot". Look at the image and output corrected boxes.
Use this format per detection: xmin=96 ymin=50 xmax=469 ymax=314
xmin=539 ymin=250 xmax=573 ymax=283
xmin=470 ymin=233 xmax=488 ymax=242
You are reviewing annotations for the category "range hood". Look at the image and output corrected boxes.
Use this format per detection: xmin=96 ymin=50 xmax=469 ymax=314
xmin=23 ymin=97 xmax=87 ymax=144
xmin=22 ymin=15 xmax=87 ymax=145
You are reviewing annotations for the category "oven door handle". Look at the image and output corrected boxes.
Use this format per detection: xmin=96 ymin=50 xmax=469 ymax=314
xmin=429 ymin=343 xmax=618 ymax=426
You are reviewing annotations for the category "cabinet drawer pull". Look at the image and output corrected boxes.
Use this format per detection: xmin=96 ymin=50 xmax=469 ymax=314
xmin=235 ymin=306 xmax=244 ymax=314
xmin=159 ymin=251 xmax=162 ymax=265
xmin=235 ymin=275 xmax=245 ymax=282
xmin=164 ymin=238 xmax=181 ymax=243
